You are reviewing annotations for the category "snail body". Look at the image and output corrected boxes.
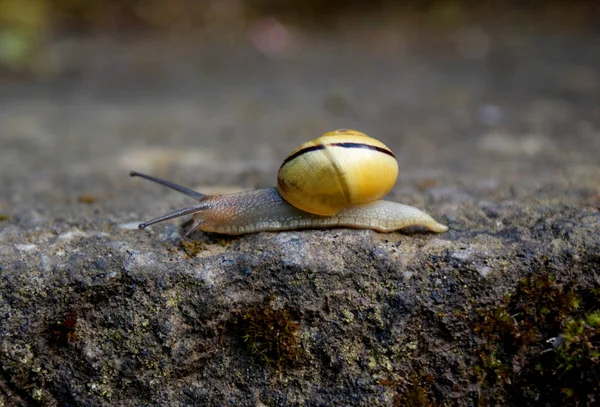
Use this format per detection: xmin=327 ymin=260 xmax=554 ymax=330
xmin=130 ymin=129 xmax=448 ymax=235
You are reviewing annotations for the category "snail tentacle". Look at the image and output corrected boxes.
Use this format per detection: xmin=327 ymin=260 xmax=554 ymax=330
xmin=130 ymin=171 xmax=205 ymax=200
xmin=138 ymin=203 xmax=211 ymax=230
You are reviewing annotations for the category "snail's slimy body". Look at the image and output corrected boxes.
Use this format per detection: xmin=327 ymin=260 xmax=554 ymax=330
xmin=192 ymin=188 xmax=448 ymax=235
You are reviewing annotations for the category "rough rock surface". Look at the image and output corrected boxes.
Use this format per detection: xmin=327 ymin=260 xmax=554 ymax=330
xmin=1 ymin=27 xmax=599 ymax=406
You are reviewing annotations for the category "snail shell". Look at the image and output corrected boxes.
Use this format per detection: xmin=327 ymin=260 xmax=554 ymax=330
xmin=277 ymin=129 xmax=399 ymax=216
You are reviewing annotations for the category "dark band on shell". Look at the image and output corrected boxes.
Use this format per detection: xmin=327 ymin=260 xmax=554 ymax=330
xmin=280 ymin=142 xmax=395 ymax=168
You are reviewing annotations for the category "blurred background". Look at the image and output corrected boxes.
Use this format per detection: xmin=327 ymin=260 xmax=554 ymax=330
xmin=1 ymin=0 xmax=598 ymax=82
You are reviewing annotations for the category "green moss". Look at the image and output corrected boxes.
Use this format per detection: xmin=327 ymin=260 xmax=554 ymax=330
xmin=556 ymin=310 xmax=600 ymax=399
xmin=472 ymin=272 xmax=599 ymax=405
xmin=233 ymin=300 xmax=302 ymax=367
xmin=341 ymin=308 xmax=355 ymax=324
xmin=32 ymin=388 xmax=43 ymax=401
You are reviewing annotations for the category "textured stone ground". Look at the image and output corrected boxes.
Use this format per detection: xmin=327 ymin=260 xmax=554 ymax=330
xmin=0 ymin=26 xmax=599 ymax=406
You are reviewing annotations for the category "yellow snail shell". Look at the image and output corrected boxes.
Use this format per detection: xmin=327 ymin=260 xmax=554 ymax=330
xmin=277 ymin=129 xmax=399 ymax=216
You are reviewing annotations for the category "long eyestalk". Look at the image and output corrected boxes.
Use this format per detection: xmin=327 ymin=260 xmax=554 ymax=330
xmin=138 ymin=204 xmax=208 ymax=230
xmin=130 ymin=171 xmax=205 ymax=200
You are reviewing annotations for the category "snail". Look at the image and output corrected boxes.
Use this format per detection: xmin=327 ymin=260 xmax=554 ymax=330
xmin=130 ymin=129 xmax=448 ymax=235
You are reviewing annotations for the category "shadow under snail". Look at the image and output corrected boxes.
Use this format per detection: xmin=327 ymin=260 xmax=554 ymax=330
xmin=130 ymin=129 xmax=448 ymax=235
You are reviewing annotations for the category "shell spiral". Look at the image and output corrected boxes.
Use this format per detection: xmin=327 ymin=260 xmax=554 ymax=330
xmin=277 ymin=129 xmax=399 ymax=216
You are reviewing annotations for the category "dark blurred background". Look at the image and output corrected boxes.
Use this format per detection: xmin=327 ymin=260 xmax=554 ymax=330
xmin=0 ymin=0 xmax=598 ymax=80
